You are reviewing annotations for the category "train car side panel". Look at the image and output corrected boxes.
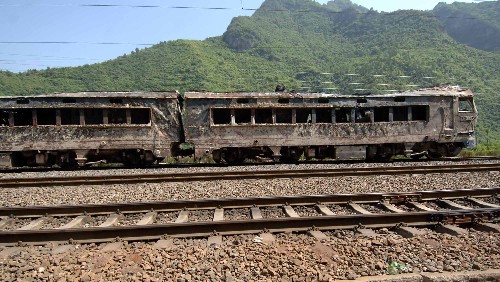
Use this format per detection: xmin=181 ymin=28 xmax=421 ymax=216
xmin=183 ymin=88 xmax=477 ymax=162
xmin=0 ymin=92 xmax=181 ymax=167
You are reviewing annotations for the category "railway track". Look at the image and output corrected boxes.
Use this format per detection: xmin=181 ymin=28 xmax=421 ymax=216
xmin=0 ymin=162 xmax=499 ymax=189
xmin=0 ymin=188 xmax=498 ymax=246
xmin=0 ymin=156 xmax=498 ymax=174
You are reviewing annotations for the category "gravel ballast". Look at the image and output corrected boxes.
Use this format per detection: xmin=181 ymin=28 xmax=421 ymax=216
xmin=0 ymin=230 xmax=498 ymax=281
xmin=0 ymin=160 xmax=498 ymax=280
xmin=0 ymin=160 xmax=496 ymax=180
xmin=0 ymin=169 xmax=498 ymax=208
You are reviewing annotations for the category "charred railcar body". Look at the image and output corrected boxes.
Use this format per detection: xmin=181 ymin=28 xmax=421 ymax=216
xmin=0 ymin=87 xmax=477 ymax=167
xmin=0 ymin=92 xmax=182 ymax=167
xmin=183 ymin=87 xmax=477 ymax=163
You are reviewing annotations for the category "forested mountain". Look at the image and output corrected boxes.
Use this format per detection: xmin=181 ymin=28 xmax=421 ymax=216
xmin=0 ymin=0 xmax=499 ymax=141
xmin=326 ymin=0 xmax=368 ymax=13
xmin=433 ymin=1 xmax=500 ymax=53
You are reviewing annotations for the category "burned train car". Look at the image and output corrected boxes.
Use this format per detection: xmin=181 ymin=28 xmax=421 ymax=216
xmin=183 ymin=87 xmax=477 ymax=163
xmin=0 ymin=92 xmax=182 ymax=168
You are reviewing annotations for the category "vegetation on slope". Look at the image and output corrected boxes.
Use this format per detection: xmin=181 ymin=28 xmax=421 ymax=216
xmin=0 ymin=0 xmax=498 ymax=142
xmin=433 ymin=1 xmax=500 ymax=53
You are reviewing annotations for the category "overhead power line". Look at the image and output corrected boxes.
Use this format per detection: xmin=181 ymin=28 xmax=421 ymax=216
xmin=0 ymin=58 xmax=100 ymax=62
xmin=1 ymin=42 xmax=497 ymax=52
xmin=0 ymin=3 xmax=497 ymax=21
xmin=0 ymin=52 xmax=104 ymax=62
xmin=1 ymin=2 xmax=496 ymax=72
xmin=0 ymin=41 xmax=154 ymax=46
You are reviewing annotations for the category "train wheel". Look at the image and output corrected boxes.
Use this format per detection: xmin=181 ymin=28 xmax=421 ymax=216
xmin=58 ymin=152 xmax=78 ymax=169
xmin=11 ymin=152 xmax=27 ymax=168
xmin=375 ymin=146 xmax=393 ymax=162
xmin=221 ymin=149 xmax=244 ymax=165
xmin=376 ymin=153 xmax=393 ymax=162
xmin=124 ymin=151 xmax=142 ymax=167
xmin=142 ymin=151 xmax=156 ymax=166
xmin=426 ymin=151 xmax=443 ymax=160
xmin=410 ymin=153 xmax=424 ymax=160
xmin=212 ymin=150 xmax=223 ymax=164
xmin=280 ymin=147 xmax=303 ymax=163
xmin=445 ymin=144 xmax=462 ymax=157
xmin=427 ymin=143 xmax=446 ymax=160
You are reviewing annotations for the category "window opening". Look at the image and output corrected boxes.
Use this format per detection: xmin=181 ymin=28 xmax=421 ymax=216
xmin=0 ymin=110 xmax=9 ymax=126
xmin=316 ymin=108 xmax=332 ymax=123
xmin=395 ymin=97 xmax=406 ymax=102
xmin=276 ymin=109 xmax=293 ymax=124
xmin=37 ymin=109 xmax=57 ymax=125
xmin=61 ymin=108 xmax=80 ymax=125
xmin=63 ymin=98 xmax=76 ymax=104
xmin=212 ymin=109 xmax=231 ymax=125
xmin=318 ymin=98 xmax=329 ymax=104
xmin=130 ymin=108 xmax=151 ymax=125
xmin=110 ymin=98 xmax=123 ymax=104
xmin=296 ymin=109 xmax=313 ymax=123
xmin=458 ymin=98 xmax=473 ymax=112
xmin=108 ymin=108 xmax=127 ymax=124
xmin=357 ymin=98 xmax=367 ymax=104
xmin=278 ymin=98 xmax=290 ymax=104
xmin=393 ymin=107 xmax=409 ymax=121
xmin=235 ymin=109 xmax=251 ymax=124
xmin=355 ymin=109 xmax=371 ymax=123
xmin=84 ymin=109 xmax=104 ymax=125
xmin=411 ymin=106 xmax=428 ymax=121
xmin=236 ymin=98 xmax=249 ymax=104
xmin=335 ymin=108 xmax=351 ymax=123
xmin=13 ymin=109 xmax=32 ymax=126
xmin=16 ymin=99 xmax=29 ymax=105
xmin=255 ymin=109 xmax=273 ymax=124
xmin=374 ymin=107 xmax=390 ymax=122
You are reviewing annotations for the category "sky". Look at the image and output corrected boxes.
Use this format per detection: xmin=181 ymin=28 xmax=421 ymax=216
xmin=0 ymin=0 xmax=484 ymax=72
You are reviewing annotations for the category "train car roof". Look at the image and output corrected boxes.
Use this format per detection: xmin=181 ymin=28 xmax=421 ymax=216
xmin=0 ymin=87 xmax=474 ymax=100
xmin=0 ymin=92 xmax=179 ymax=100
xmin=184 ymin=87 xmax=473 ymax=99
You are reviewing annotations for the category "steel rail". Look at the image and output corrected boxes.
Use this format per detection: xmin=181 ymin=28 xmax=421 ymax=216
xmin=1 ymin=156 xmax=498 ymax=174
xmin=0 ymin=163 xmax=499 ymax=188
xmin=1 ymin=188 xmax=498 ymax=217
xmin=0 ymin=209 xmax=497 ymax=246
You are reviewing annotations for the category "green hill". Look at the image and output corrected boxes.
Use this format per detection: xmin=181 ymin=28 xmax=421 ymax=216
xmin=433 ymin=1 xmax=500 ymax=53
xmin=0 ymin=0 xmax=499 ymax=142
xmin=326 ymin=0 xmax=368 ymax=13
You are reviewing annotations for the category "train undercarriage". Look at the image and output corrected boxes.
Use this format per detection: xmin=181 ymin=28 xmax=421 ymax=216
xmin=0 ymin=149 xmax=161 ymax=168
xmin=210 ymin=141 xmax=465 ymax=164
xmin=0 ymin=142 xmax=465 ymax=168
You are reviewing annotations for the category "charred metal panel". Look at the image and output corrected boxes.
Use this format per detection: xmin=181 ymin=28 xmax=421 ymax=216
xmin=186 ymin=122 xmax=429 ymax=148
xmin=183 ymin=87 xmax=477 ymax=157
xmin=0 ymin=92 xmax=182 ymax=163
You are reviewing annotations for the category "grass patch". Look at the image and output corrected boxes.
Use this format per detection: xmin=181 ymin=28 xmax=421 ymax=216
xmin=461 ymin=142 xmax=500 ymax=157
